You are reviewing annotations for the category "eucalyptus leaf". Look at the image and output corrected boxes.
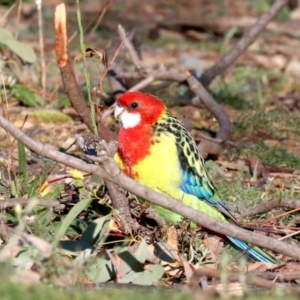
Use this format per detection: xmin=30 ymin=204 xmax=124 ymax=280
xmin=73 ymin=248 xmax=93 ymax=266
xmin=80 ymin=214 xmax=111 ymax=246
xmin=11 ymin=248 xmax=39 ymax=271
xmin=0 ymin=27 xmax=14 ymax=44
xmin=54 ymin=198 xmax=92 ymax=243
xmin=86 ymin=256 xmax=115 ymax=283
xmin=120 ymin=264 xmax=165 ymax=285
xmin=5 ymin=40 xmax=37 ymax=63
xmin=132 ymin=264 xmax=165 ymax=286
xmin=132 ymin=238 xmax=147 ymax=264
xmin=59 ymin=240 xmax=92 ymax=253
xmin=118 ymin=269 xmax=141 ymax=284
xmin=119 ymin=251 xmax=142 ymax=274
xmin=153 ymin=242 xmax=178 ymax=263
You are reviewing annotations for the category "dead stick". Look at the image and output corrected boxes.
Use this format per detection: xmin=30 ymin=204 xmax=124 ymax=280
xmin=200 ymin=0 xmax=289 ymax=86
xmin=1 ymin=115 xmax=300 ymax=260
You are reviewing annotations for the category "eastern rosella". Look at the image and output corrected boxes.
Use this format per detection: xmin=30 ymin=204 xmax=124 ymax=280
xmin=114 ymin=91 xmax=277 ymax=264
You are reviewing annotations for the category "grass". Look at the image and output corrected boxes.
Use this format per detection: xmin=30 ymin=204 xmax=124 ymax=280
xmin=1 ymin=278 xmax=300 ymax=300
xmin=0 ymin=280 xmax=191 ymax=300
xmin=212 ymin=66 xmax=290 ymax=110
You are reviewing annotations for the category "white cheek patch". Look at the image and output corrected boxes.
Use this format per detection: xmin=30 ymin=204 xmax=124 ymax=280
xmin=120 ymin=111 xmax=141 ymax=128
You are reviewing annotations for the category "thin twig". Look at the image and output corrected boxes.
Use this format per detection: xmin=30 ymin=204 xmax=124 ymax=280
xmin=261 ymin=207 xmax=300 ymax=225
xmin=0 ymin=1 xmax=17 ymax=26
xmin=14 ymin=0 xmax=22 ymax=40
xmin=186 ymin=72 xmax=230 ymax=158
xmin=128 ymin=75 xmax=154 ymax=92
xmin=87 ymin=0 xmax=111 ymax=40
xmin=118 ymin=25 xmax=146 ymax=71
xmin=243 ymin=199 xmax=300 ymax=217
xmin=36 ymin=0 xmax=46 ymax=95
xmin=0 ymin=198 xmax=65 ymax=210
xmin=278 ymin=230 xmax=300 ymax=241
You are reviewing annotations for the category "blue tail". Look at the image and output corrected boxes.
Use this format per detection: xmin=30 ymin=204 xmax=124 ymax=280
xmin=227 ymin=236 xmax=278 ymax=264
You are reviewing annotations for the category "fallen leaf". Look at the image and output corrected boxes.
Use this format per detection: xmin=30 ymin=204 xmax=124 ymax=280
xmin=203 ymin=235 xmax=223 ymax=260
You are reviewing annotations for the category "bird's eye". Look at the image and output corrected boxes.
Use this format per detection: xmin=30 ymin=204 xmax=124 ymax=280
xmin=130 ymin=102 xmax=139 ymax=109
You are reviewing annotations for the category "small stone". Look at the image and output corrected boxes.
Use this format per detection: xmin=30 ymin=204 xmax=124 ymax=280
xmin=285 ymin=60 xmax=300 ymax=77
xmin=270 ymin=54 xmax=287 ymax=70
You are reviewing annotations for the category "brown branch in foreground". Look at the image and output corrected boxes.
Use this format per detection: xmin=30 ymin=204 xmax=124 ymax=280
xmin=243 ymin=199 xmax=300 ymax=217
xmin=200 ymin=0 xmax=288 ymax=86
xmin=55 ymin=5 xmax=135 ymax=231
xmin=0 ymin=198 xmax=65 ymax=210
xmin=1 ymin=115 xmax=300 ymax=261
xmin=54 ymin=4 xmax=94 ymax=132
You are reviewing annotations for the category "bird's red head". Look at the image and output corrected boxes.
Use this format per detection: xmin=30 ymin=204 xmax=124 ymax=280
xmin=114 ymin=91 xmax=165 ymax=129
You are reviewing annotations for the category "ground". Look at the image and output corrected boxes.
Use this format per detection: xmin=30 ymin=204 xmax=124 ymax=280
xmin=0 ymin=0 xmax=300 ymax=299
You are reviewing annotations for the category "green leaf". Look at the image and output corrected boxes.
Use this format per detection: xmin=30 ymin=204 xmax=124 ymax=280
xmin=153 ymin=242 xmax=178 ymax=263
xmin=17 ymin=141 xmax=27 ymax=180
xmin=11 ymin=248 xmax=39 ymax=271
xmin=12 ymin=84 xmax=44 ymax=107
xmin=118 ymin=251 xmax=141 ymax=274
xmin=54 ymin=198 xmax=92 ymax=243
xmin=42 ymin=184 xmax=63 ymax=200
xmin=0 ymin=28 xmax=13 ymax=44
xmin=132 ymin=238 xmax=147 ymax=264
xmin=132 ymin=264 xmax=164 ymax=285
xmin=5 ymin=40 xmax=37 ymax=63
xmin=10 ymin=180 xmax=17 ymax=197
xmin=73 ymin=248 xmax=93 ymax=265
xmin=86 ymin=256 xmax=115 ymax=283
xmin=118 ymin=270 xmax=141 ymax=284
xmin=80 ymin=214 xmax=111 ymax=246
xmin=59 ymin=240 xmax=92 ymax=253
xmin=29 ymin=110 xmax=72 ymax=123
xmin=27 ymin=176 xmax=39 ymax=198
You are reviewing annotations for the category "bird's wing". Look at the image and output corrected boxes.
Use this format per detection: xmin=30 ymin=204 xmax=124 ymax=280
xmin=155 ymin=112 xmax=237 ymax=223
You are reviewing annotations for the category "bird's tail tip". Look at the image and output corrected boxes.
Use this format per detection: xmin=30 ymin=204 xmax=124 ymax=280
xmin=227 ymin=236 xmax=279 ymax=264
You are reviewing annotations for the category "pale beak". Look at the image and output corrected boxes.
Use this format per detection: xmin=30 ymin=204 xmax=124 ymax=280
xmin=114 ymin=103 xmax=125 ymax=120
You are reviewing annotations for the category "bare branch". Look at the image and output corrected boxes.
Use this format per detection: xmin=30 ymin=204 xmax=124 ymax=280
xmin=0 ymin=115 xmax=299 ymax=260
xmin=118 ymin=25 xmax=147 ymax=72
xmin=54 ymin=3 xmax=94 ymax=132
xmin=200 ymin=0 xmax=289 ymax=86
xmin=186 ymin=73 xmax=230 ymax=157
xmin=243 ymin=199 xmax=300 ymax=217
xmin=75 ymin=134 xmax=137 ymax=231
xmin=0 ymin=198 xmax=65 ymax=210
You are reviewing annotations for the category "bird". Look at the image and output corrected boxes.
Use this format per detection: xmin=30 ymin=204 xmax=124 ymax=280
xmin=113 ymin=91 xmax=278 ymax=264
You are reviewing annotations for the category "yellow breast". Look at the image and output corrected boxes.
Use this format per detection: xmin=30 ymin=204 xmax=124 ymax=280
xmin=114 ymin=132 xmax=227 ymax=224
